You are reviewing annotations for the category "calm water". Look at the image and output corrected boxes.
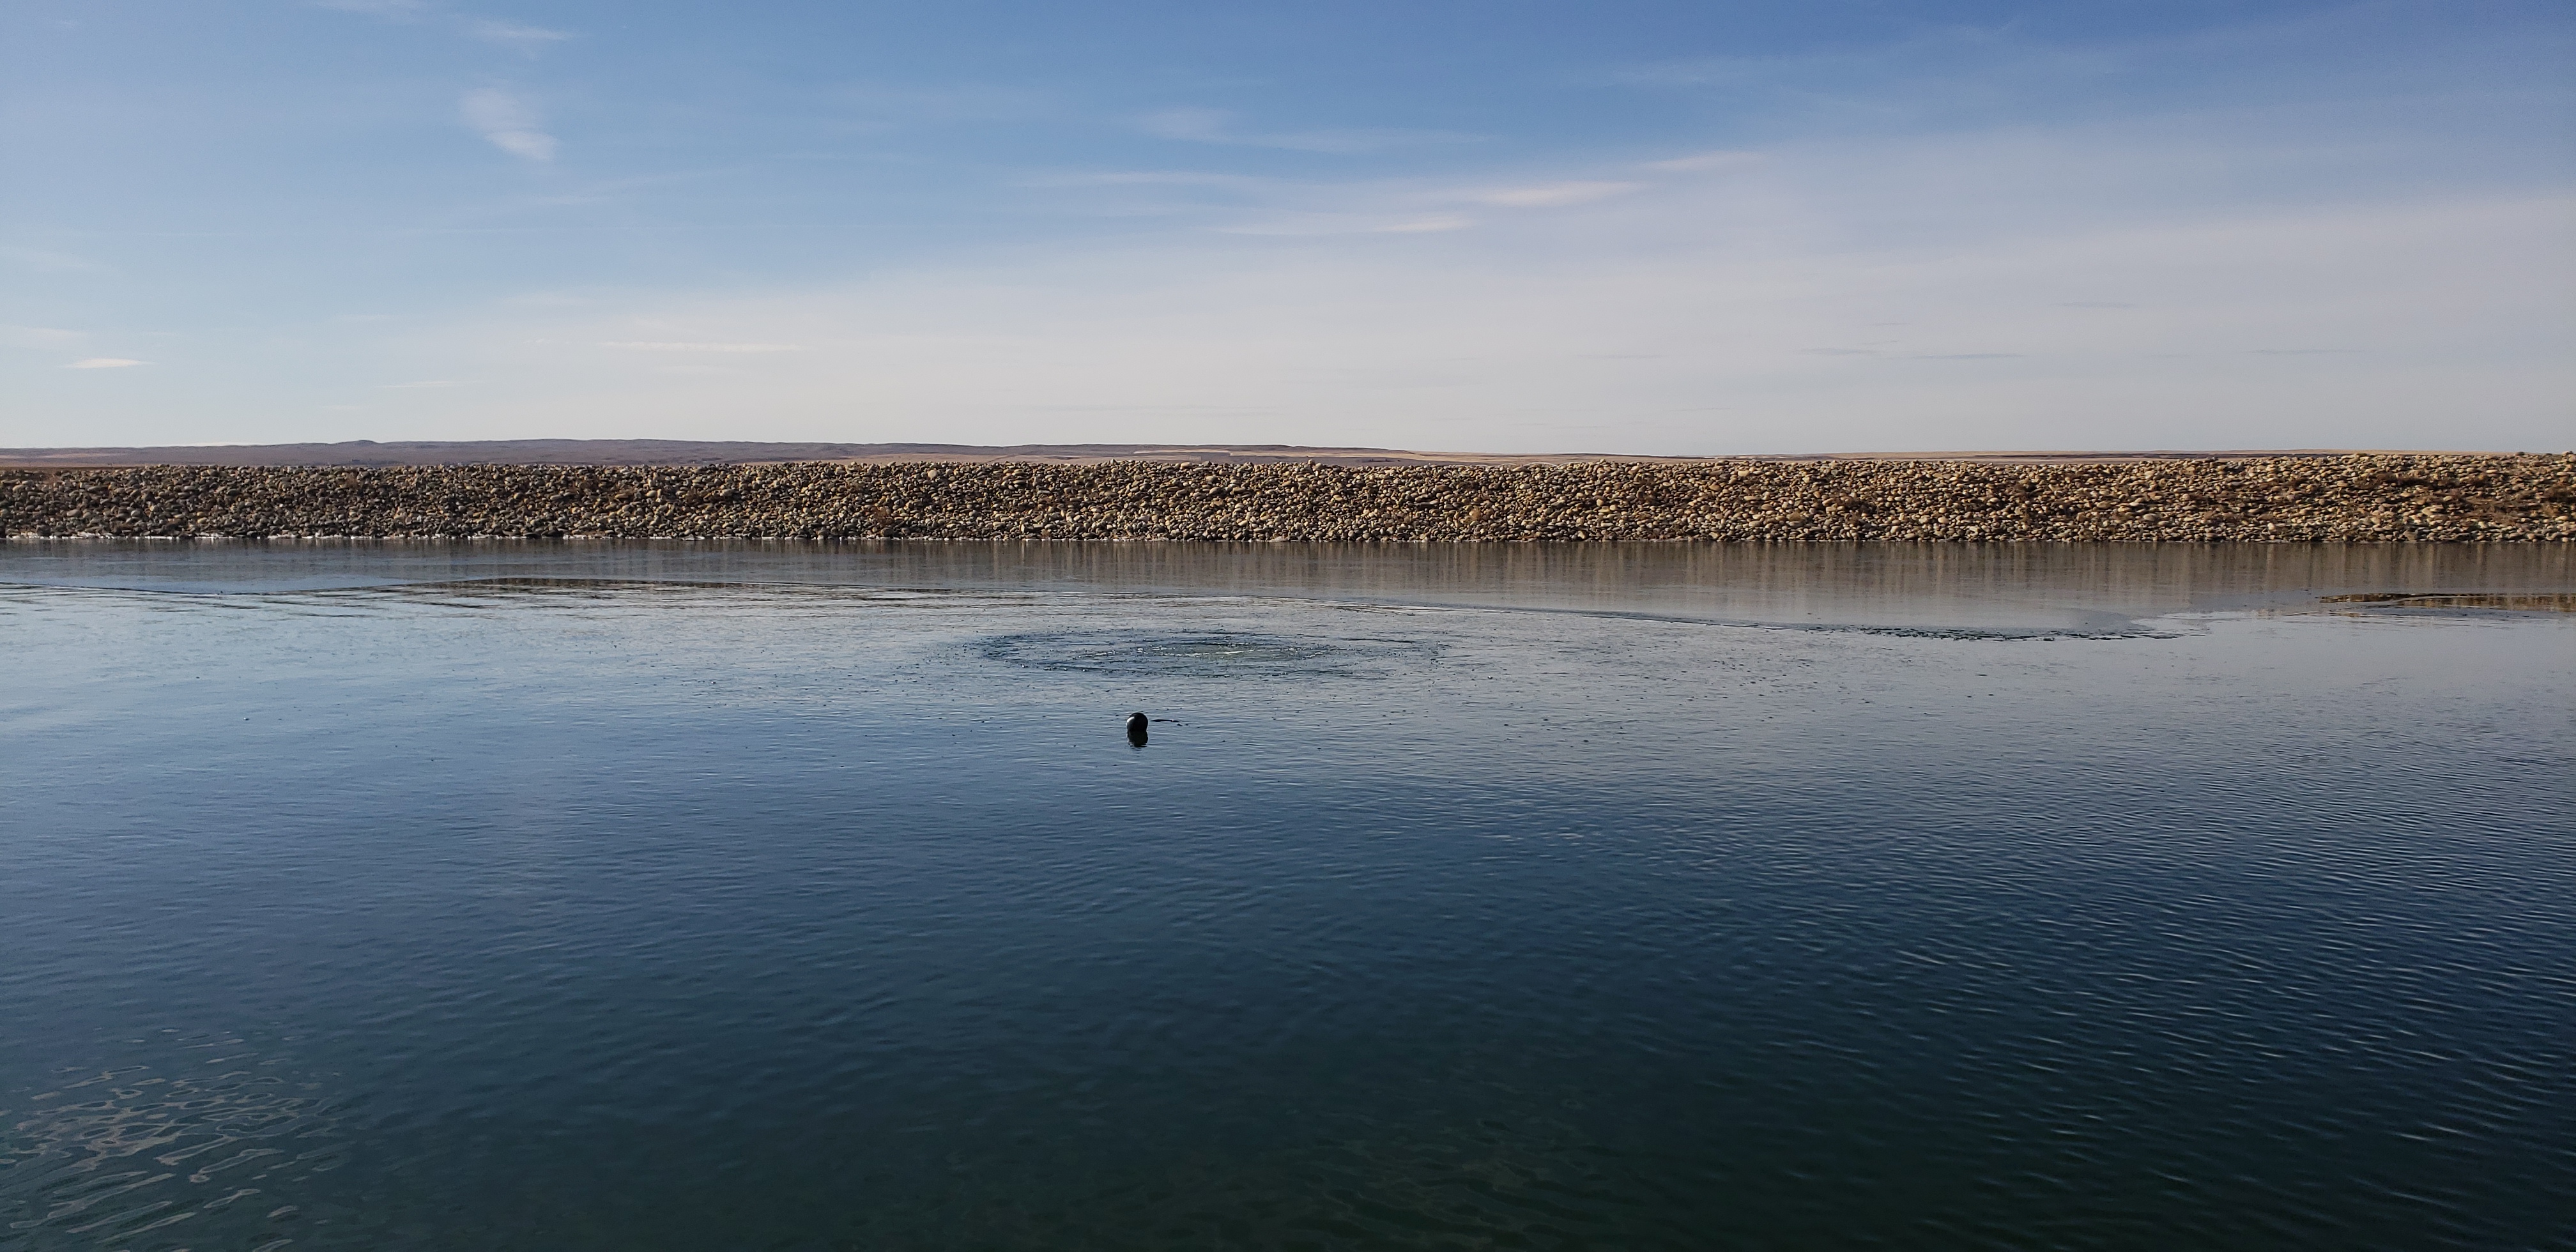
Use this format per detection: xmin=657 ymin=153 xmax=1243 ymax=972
xmin=3 ymin=542 xmax=2570 ymax=1251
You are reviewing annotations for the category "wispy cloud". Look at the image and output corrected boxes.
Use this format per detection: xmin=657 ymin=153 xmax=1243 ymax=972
xmin=1 ymin=324 xmax=86 ymax=350
xmin=317 ymin=3 xmax=576 ymax=58
xmin=1135 ymin=108 xmax=1241 ymax=143
xmin=461 ymin=88 xmax=556 ymax=161
xmin=1137 ymin=108 xmax=1480 ymax=155
xmin=1470 ymin=181 xmax=1643 ymax=208
xmin=1047 ymin=164 xmax=1675 ymax=235
xmin=0 ymin=245 xmax=103 ymax=273
xmin=1213 ymin=211 xmax=1475 ymax=237
xmin=312 ymin=0 xmax=429 ymax=16
xmin=1594 ymin=8 xmax=2511 ymax=146
xmin=66 ymin=358 xmax=146 ymax=369
xmin=1038 ymin=171 xmax=1274 ymax=192
xmin=1044 ymin=148 xmax=1737 ymax=238
xmin=381 ymin=379 xmax=465 ymax=388
xmin=1643 ymin=151 xmax=1763 ymax=173
xmin=467 ymin=20 xmax=572 ymax=54
xmin=1374 ymin=215 xmax=1476 ymax=234
xmin=601 ymin=341 xmax=804 ymax=353
xmin=1604 ymin=26 xmax=2094 ymax=96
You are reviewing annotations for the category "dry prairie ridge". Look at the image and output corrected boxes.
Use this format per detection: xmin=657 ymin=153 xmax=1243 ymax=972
xmin=4 ymin=443 xmax=2572 ymax=541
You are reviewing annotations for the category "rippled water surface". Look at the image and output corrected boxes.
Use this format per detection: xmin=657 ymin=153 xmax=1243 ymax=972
xmin=3 ymin=541 xmax=2570 ymax=1251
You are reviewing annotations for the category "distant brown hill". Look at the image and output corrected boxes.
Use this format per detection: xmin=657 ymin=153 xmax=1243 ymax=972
xmin=0 ymin=438 xmax=2426 ymax=469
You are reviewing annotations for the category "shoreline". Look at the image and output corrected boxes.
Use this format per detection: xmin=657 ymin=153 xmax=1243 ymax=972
xmin=4 ymin=454 xmax=2571 ymax=543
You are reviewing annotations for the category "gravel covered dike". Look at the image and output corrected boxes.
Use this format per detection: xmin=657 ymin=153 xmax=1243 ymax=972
xmin=6 ymin=454 xmax=2572 ymax=542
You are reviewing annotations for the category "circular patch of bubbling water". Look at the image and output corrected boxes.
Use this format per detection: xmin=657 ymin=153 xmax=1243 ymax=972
xmin=979 ymin=629 xmax=1437 ymax=678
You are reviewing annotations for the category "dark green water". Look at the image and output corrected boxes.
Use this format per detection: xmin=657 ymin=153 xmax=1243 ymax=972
xmin=3 ymin=542 xmax=2570 ymax=1250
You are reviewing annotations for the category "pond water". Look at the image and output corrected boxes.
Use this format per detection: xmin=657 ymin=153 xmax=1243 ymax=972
xmin=2 ymin=541 xmax=2570 ymax=1251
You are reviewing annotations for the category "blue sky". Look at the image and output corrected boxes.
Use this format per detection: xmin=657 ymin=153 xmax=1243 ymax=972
xmin=3 ymin=1 xmax=2569 ymax=452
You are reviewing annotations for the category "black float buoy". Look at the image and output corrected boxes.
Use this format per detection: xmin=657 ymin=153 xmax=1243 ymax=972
xmin=1125 ymin=712 xmax=1149 ymax=746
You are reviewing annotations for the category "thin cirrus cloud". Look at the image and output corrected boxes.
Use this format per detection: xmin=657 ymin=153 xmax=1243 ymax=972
xmin=1373 ymin=214 xmax=1476 ymax=233
xmin=1 ymin=324 xmax=86 ymax=350
xmin=467 ymin=20 xmax=573 ymax=54
xmin=600 ymin=342 xmax=804 ymax=353
xmin=1470 ymin=181 xmax=1644 ymax=208
xmin=1 ymin=245 xmax=103 ymax=273
xmin=310 ymin=0 xmax=427 ymax=15
xmin=1137 ymin=108 xmax=1480 ymax=155
xmin=1061 ymin=149 xmax=1737 ymax=238
xmin=317 ymin=3 xmax=575 ymax=59
xmin=461 ymin=88 xmax=556 ymax=161
xmin=1604 ymin=26 xmax=2082 ymax=98
xmin=1117 ymin=168 xmax=1675 ymax=237
xmin=1643 ymin=151 xmax=1763 ymax=173
xmin=66 ymin=358 xmax=146 ymax=369
xmin=1214 ymin=211 xmax=1476 ymax=236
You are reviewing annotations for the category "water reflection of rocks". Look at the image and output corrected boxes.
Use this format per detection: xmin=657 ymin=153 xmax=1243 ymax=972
xmin=2319 ymin=591 xmax=2576 ymax=612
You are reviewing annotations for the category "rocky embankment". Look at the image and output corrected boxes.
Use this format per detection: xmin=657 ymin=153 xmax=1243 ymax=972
xmin=4 ymin=455 xmax=2571 ymax=542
